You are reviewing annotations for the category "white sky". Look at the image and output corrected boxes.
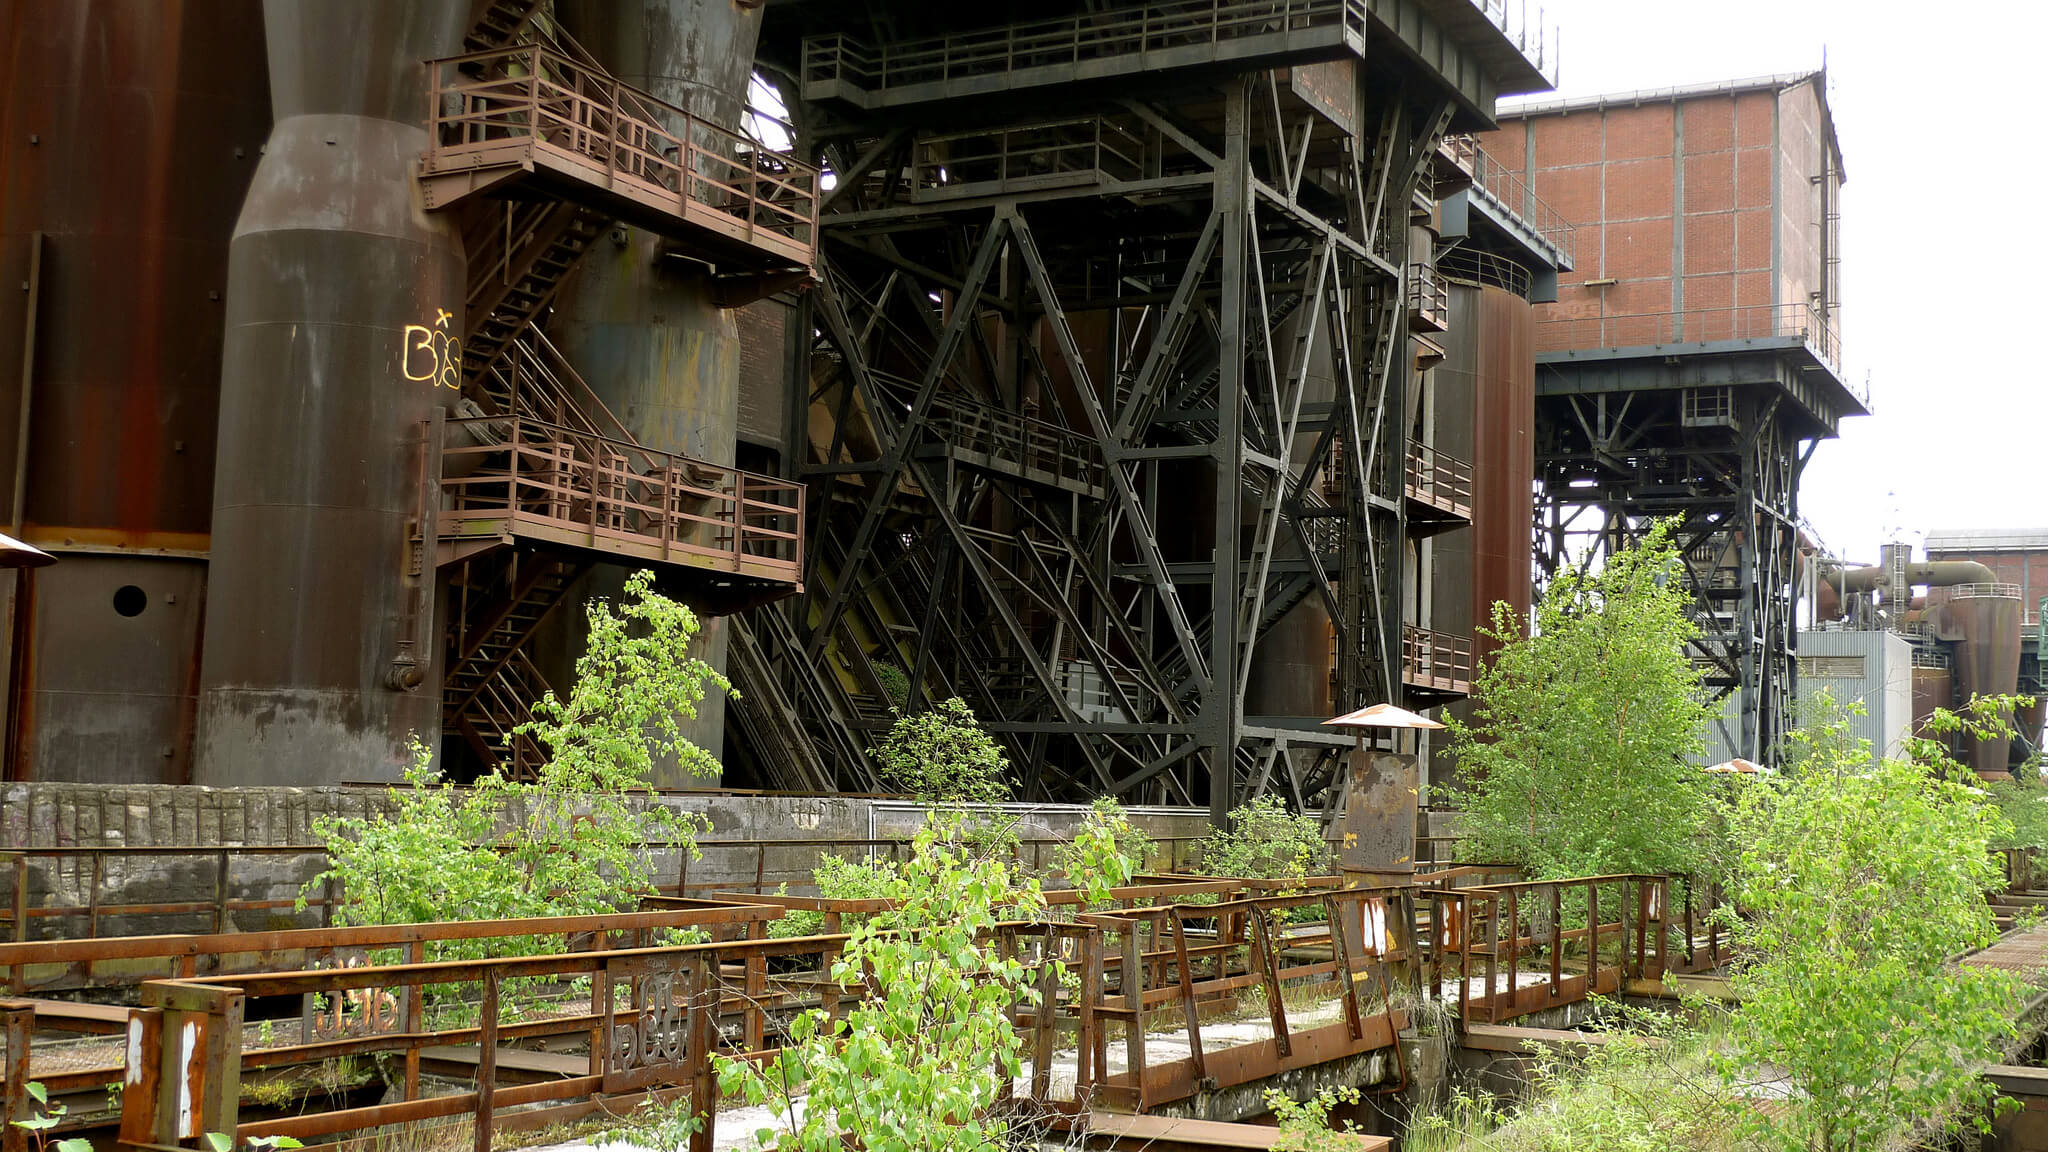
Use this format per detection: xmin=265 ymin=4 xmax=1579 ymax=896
xmin=1508 ymin=0 xmax=2048 ymax=564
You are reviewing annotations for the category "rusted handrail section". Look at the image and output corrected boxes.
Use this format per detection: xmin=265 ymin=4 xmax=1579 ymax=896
xmin=1401 ymin=624 xmax=1473 ymax=692
xmin=1070 ymin=885 xmax=1414 ymax=1111
xmin=1424 ymin=874 xmax=1669 ymax=1024
xmin=0 ymin=899 xmax=776 ymax=1002
xmin=423 ymin=44 xmax=819 ymax=269
xmin=803 ymin=0 xmax=1370 ymax=97
xmin=1405 ymin=442 xmax=1473 ymax=518
xmin=438 ymin=415 xmax=805 ymax=582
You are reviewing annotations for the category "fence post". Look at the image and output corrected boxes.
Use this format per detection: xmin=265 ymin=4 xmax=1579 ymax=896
xmin=135 ymin=980 xmax=243 ymax=1144
xmin=2 ymin=1002 xmax=30 ymax=1152
xmin=7 ymin=854 xmax=25 ymax=944
xmin=474 ymin=968 xmax=498 ymax=1152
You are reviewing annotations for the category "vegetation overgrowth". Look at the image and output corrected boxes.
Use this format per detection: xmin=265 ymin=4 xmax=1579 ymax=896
xmin=1447 ymin=521 xmax=1726 ymax=884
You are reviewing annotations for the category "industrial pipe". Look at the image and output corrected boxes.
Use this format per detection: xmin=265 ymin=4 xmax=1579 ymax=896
xmin=1830 ymin=560 xmax=1997 ymax=596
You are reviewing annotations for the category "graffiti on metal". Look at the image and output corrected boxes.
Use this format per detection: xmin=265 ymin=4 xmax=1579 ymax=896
xmin=402 ymin=308 xmax=461 ymax=390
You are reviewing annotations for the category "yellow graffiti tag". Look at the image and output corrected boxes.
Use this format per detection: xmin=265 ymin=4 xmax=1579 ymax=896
xmin=402 ymin=310 xmax=461 ymax=390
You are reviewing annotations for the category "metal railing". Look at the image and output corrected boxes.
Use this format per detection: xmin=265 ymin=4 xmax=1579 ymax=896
xmin=911 ymin=116 xmax=1146 ymax=200
xmin=1537 ymin=302 xmax=1844 ymax=375
xmin=1403 ymin=625 xmax=1474 ymax=691
xmin=1467 ymin=143 xmax=1575 ymax=262
xmin=921 ymin=392 xmax=1107 ymax=493
xmin=1462 ymin=0 xmax=1562 ymax=87
xmin=1409 ymin=259 xmax=1450 ymax=331
xmin=1405 ymin=442 xmax=1474 ymax=517
xmin=1436 ymin=246 xmax=1533 ymax=299
xmin=424 ymin=44 xmax=819 ymax=265
xmin=439 ymin=415 xmax=805 ymax=582
xmin=1423 ymin=874 xmax=1670 ymax=1024
xmin=1951 ymin=582 xmax=2023 ymax=601
xmin=802 ymin=0 xmax=1368 ymax=95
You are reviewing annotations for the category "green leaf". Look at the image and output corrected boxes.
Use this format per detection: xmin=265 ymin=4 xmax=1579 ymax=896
xmin=25 ymin=1083 xmax=45 ymax=1105
xmin=207 ymin=1131 xmax=234 ymax=1152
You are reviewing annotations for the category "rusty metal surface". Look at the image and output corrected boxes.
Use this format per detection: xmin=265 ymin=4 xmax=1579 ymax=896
xmin=1338 ymin=751 xmax=1417 ymax=878
xmin=23 ymin=555 xmax=206 ymax=785
xmin=0 ymin=0 xmax=268 ymax=784
xmin=195 ymin=0 xmax=471 ymax=787
xmin=1949 ymin=592 xmax=2023 ymax=774
xmin=1469 ymin=283 xmax=1536 ymax=648
xmin=1912 ymin=666 xmax=1953 ymax=734
xmin=0 ymin=0 xmax=270 ymax=544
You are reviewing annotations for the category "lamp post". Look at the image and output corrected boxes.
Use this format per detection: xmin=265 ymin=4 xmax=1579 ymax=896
xmin=1321 ymin=703 xmax=1444 ymax=889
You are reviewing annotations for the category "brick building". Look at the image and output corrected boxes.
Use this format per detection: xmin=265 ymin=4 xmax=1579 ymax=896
xmin=1480 ymin=73 xmax=1864 ymax=764
xmin=1482 ymin=71 xmax=1842 ymax=346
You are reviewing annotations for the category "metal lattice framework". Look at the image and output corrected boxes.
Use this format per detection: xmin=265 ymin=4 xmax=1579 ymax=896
xmin=1533 ymin=378 xmax=1818 ymax=764
xmin=739 ymin=35 xmax=1476 ymax=815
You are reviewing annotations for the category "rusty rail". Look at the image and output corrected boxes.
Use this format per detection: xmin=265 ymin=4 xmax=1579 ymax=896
xmin=438 ymin=414 xmax=805 ymax=582
xmin=11 ymin=870 xmax=1683 ymax=1148
xmin=1405 ymin=442 xmax=1473 ymax=519
xmin=1072 ymin=885 xmax=1414 ymax=1111
xmin=1424 ymin=874 xmax=1668 ymax=1023
xmin=423 ymin=45 xmax=818 ymax=269
xmin=1401 ymin=625 xmax=1473 ymax=693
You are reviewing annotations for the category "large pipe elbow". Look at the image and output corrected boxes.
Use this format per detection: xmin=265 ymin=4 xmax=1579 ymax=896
xmin=1836 ymin=560 xmax=1998 ymax=595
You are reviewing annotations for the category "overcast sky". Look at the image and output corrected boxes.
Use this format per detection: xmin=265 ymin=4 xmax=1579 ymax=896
xmin=1504 ymin=0 xmax=2046 ymax=564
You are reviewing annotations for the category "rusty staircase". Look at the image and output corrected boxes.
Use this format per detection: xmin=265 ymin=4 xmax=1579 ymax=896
xmin=416 ymin=16 xmax=818 ymax=775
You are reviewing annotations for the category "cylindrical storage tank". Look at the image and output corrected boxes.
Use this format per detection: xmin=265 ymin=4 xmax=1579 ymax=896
xmin=1 ymin=1 xmax=271 ymax=782
xmin=1469 ymin=284 xmax=1536 ymax=644
xmin=195 ymin=0 xmax=469 ymax=786
xmin=1951 ymin=590 xmax=2022 ymax=776
xmin=1428 ymin=279 xmax=1535 ymax=795
xmin=2018 ymin=697 xmax=2047 ymax=762
xmin=544 ymin=0 xmax=772 ymax=785
xmin=1911 ymin=665 xmax=1953 ymax=734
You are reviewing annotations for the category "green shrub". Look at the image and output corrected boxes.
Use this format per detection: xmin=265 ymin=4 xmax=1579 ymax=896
xmin=1198 ymin=795 xmax=1326 ymax=880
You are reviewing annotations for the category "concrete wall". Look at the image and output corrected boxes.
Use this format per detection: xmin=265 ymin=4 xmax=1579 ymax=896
xmin=0 ymin=783 xmax=1214 ymax=940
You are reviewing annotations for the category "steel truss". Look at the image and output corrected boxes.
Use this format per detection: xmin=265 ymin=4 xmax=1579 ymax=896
xmin=748 ymin=67 xmax=1457 ymax=816
xmin=1534 ymin=382 xmax=1811 ymax=764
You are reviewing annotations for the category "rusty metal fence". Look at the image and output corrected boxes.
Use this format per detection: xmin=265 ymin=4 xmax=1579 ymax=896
xmin=422 ymin=45 xmax=819 ymax=268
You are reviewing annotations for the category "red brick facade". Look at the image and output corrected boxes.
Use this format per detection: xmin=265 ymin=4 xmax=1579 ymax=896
xmin=1480 ymin=75 xmax=1843 ymax=352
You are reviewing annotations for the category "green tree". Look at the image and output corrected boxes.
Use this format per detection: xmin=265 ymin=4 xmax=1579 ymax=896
xmin=869 ymin=697 xmax=1011 ymax=806
xmin=1053 ymin=798 xmax=1153 ymax=903
xmin=1447 ymin=521 xmax=1722 ymax=880
xmin=1724 ymin=703 xmax=2023 ymax=1152
xmin=305 ymin=570 xmax=721 ymax=946
xmin=716 ymin=815 xmax=1049 ymax=1152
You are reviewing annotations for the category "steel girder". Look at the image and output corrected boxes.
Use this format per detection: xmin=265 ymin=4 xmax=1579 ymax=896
xmin=1533 ymin=379 xmax=1808 ymax=765
xmin=769 ymin=73 xmax=1454 ymax=808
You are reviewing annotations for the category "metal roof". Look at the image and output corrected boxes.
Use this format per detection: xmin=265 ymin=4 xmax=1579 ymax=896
xmin=1496 ymin=70 xmax=1822 ymax=119
xmin=1925 ymin=529 xmax=2048 ymax=554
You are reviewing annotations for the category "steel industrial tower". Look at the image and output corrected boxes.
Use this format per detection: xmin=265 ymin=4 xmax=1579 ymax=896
xmin=727 ymin=0 xmax=1561 ymax=816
